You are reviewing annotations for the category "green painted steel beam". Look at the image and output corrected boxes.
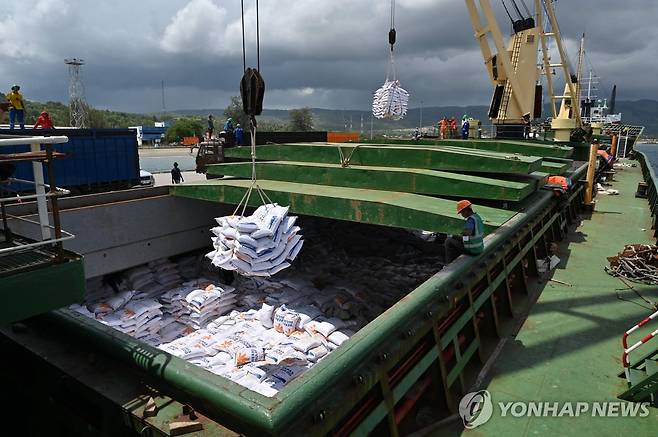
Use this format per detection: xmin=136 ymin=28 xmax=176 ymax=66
xmin=359 ymin=139 xmax=574 ymax=159
xmin=541 ymin=160 xmax=570 ymax=174
xmin=171 ymin=179 xmax=516 ymax=234
xmin=223 ymin=143 xmax=543 ymax=174
xmin=207 ymin=161 xmax=535 ymax=202
xmin=435 ymin=139 xmax=574 ymax=159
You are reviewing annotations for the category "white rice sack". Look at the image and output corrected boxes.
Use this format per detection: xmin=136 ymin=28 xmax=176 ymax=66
xmin=185 ymin=288 xmax=222 ymax=310
xmin=292 ymin=336 xmax=321 ymax=353
xmin=304 ymin=320 xmax=337 ymax=338
xmin=120 ymin=299 xmax=161 ymax=321
xmin=273 ymin=306 xmax=300 ymax=336
xmin=234 ymin=347 xmax=266 ymax=367
xmin=327 ymin=330 xmax=351 ymax=347
xmin=105 ymin=290 xmax=135 ymax=311
xmin=256 ymin=303 xmax=275 ymax=328
xmin=268 ymin=365 xmax=306 ymax=385
xmin=265 ymin=347 xmax=308 ymax=366
xmin=307 ymin=345 xmax=329 ymax=363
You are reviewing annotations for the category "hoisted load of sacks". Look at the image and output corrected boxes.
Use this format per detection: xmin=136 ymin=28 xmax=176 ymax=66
xmin=207 ymin=204 xmax=304 ymax=277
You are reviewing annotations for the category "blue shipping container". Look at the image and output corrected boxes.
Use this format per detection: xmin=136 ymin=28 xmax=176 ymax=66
xmin=1 ymin=128 xmax=140 ymax=192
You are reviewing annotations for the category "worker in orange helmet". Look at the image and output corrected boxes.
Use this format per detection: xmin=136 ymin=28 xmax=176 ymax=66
xmin=444 ymin=200 xmax=485 ymax=262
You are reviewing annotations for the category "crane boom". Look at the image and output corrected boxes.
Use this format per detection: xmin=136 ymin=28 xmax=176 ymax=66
xmin=465 ymin=0 xmax=540 ymax=139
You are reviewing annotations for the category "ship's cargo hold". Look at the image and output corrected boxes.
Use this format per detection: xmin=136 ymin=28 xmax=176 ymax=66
xmin=207 ymin=204 xmax=304 ymax=277
xmin=70 ymin=218 xmax=445 ymax=399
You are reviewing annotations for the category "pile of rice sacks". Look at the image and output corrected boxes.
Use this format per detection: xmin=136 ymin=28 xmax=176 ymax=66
xmin=372 ymin=79 xmax=410 ymax=120
xmin=207 ymin=204 xmax=303 ymax=277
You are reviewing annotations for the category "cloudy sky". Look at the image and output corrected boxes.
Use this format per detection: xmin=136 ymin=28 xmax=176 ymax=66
xmin=1 ymin=0 xmax=655 ymax=113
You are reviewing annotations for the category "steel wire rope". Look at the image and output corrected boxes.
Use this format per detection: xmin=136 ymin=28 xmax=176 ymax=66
xmin=234 ymin=0 xmax=272 ymax=219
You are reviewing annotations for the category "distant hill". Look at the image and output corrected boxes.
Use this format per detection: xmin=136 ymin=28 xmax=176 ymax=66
xmin=180 ymin=100 xmax=658 ymax=135
xmin=11 ymin=99 xmax=658 ymax=135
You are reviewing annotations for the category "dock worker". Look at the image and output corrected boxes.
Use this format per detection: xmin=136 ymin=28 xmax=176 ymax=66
xmin=6 ymin=85 xmax=25 ymax=130
xmin=439 ymin=118 xmax=448 ymax=139
xmin=171 ymin=162 xmax=184 ymax=184
xmin=33 ymin=111 xmax=54 ymax=129
xmin=223 ymin=117 xmax=235 ymax=147
xmin=449 ymin=117 xmax=458 ymax=138
xmin=444 ymin=200 xmax=485 ymax=262
xmin=207 ymin=114 xmax=214 ymax=140
xmin=461 ymin=116 xmax=470 ymax=140
xmin=224 ymin=117 xmax=234 ymax=134
xmin=235 ymin=124 xmax=244 ymax=147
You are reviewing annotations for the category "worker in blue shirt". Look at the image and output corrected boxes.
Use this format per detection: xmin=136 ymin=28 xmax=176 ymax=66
xmin=461 ymin=116 xmax=470 ymax=140
xmin=235 ymin=124 xmax=244 ymax=147
xmin=224 ymin=117 xmax=234 ymax=134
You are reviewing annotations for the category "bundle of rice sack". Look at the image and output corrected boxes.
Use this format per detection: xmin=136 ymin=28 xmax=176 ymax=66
xmin=207 ymin=204 xmax=304 ymax=277
xmin=150 ymin=258 xmax=182 ymax=289
xmin=372 ymin=80 xmax=409 ymax=120
xmin=182 ymin=285 xmax=238 ymax=330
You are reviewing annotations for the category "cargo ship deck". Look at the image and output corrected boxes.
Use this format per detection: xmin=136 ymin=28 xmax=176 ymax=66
xmin=431 ymin=160 xmax=658 ymax=435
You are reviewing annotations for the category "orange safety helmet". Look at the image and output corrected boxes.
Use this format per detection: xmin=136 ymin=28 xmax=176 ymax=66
xmin=456 ymin=200 xmax=472 ymax=214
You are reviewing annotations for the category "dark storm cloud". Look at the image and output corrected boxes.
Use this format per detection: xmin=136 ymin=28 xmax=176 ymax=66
xmin=0 ymin=0 xmax=656 ymax=112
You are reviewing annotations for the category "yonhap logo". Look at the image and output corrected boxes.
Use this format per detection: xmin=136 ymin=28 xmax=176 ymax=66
xmin=459 ymin=390 xmax=494 ymax=429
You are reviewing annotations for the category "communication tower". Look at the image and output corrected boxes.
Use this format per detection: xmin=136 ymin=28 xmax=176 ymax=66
xmin=64 ymin=58 xmax=90 ymax=128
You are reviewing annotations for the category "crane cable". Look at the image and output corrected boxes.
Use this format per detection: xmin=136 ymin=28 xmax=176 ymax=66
xmin=236 ymin=0 xmax=272 ymax=217
xmin=387 ymin=0 xmax=397 ymax=81
xmin=501 ymin=0 xmax=515 ymax=23
xmin=510 ymin=0 xmax=524 ymax=20
xmin=519 ymin=0 xmax=532 ymax=17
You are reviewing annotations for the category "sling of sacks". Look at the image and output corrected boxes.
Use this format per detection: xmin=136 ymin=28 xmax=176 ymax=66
xmin=207 ymin=204 xmax=304 ymax=277
xmin=372 ymin=79 xmax=409 ymax=120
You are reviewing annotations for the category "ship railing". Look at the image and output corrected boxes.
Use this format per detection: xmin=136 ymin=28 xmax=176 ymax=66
xmin=0 ymin=135 xmax=75 ymax=271
xmin=622 ymin=308 xmax=658 ymax=380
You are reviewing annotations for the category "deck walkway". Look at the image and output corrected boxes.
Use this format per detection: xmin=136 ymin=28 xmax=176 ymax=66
xmin=449 ymin=161 xmax=658 ymax=435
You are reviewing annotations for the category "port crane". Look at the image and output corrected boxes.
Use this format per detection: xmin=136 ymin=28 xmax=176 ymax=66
xmin=465 ymin=0 xmax=581 ymax=140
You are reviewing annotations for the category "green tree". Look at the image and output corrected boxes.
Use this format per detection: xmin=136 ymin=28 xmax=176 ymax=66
xmin=259 ymin=120 xmax=288 ymax=132
xmin=223 ymin=96 xmax=250 ymax=129
xmin=165 ymin=118 xmax=204 ymax=143
xmin=289 ymin=108 xmax=314 ymax=131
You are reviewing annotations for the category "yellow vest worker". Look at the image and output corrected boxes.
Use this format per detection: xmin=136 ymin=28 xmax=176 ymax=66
xmin=6 ymin=85 xmax=25 ymax=129
xmin=6 ymin=90 xmax=24 ymax=110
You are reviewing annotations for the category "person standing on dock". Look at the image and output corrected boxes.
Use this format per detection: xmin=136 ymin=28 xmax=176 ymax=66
xmin=461 ymin=116 xmax=470 ymax=140
xmin=234 ymin=124 xmax=244 ymax=147
xmin=439 ymin=118 xmax=448 ymax=139
xmin=171 ymin=162 xmax=184 ymax=184
xmin=6 ymin=85 xmax=25 ymax=130
xmin=449 ymin=117 xmax=457 ymax=138
xmin=444 ymin=200 xmax=485 ymax=262
xmin=207 ymin=114 xmax=214 ymax=140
